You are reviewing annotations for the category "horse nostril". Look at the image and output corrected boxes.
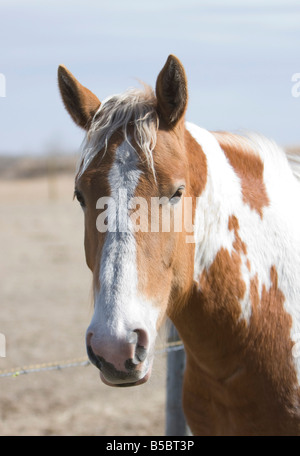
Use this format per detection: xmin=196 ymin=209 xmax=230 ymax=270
xmin=135 ymin=344 xmax=147 ymax=362
xmin=87 ymin=345 xmax=103 ymax=370
xmin=133 ymin=329 xmax=149 ymax=351
xmin=127 ymin=329 xmax=148 ymax=361
xmin=86 ymin=330 xmax=93 ymax=348
xmin=128 ymin=329 xmax=148 ymax=366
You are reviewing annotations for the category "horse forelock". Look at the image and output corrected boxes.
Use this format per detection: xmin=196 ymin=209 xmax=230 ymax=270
xmin=76 ymin=85 xmax=159 ymax=181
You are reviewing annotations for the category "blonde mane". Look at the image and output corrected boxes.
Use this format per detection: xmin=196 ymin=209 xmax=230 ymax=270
xmin=77 ymin=85 xmax=159 ymax=179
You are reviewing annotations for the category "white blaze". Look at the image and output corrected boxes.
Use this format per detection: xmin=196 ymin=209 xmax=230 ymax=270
xmin=90 ymin=140 xmax=159 ymax=356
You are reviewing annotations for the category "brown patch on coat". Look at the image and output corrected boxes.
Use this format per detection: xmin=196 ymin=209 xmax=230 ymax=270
xmin=213 ymin=132 xmax=270 ymax=218
xmin=248 ymin=267 xmax=300 ymax=407
xmin=199 ymin=248 xmax=246 ymax=321
xmin=228 ymin=215 xmax=247 ymax=256
xmin=172 ymin=237 xmax=249 ymax=435
xmin=184 ymin=129 xmax=207 ymax=199
xmin=172 ymin=252 xmax=300 ymax=434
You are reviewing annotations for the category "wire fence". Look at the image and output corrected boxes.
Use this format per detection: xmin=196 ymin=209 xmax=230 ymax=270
xmin=0 ymin=340 xmax=184 ymax=379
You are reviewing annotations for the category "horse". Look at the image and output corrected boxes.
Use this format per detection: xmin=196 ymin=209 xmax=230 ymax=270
xmin=57 ymin=55 xmax=300 ymax=435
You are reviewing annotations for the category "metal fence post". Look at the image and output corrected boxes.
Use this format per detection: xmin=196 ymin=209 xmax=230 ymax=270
xmin=165 ymin=322 xmax=189 ymax=436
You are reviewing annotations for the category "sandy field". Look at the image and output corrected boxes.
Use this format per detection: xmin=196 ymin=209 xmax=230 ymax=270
xmin=0 ymin=157 xmax=168 ymax=436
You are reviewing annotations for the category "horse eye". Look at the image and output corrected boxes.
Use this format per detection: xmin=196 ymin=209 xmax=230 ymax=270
xmin=74 ymin=189 xmax=86 ymax=208
xmin=170 ymin=186 xmax=184 ymax=205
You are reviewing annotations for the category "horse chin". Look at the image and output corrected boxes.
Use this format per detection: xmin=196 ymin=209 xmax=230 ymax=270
xmin=99 ymin=364 xmax=152 ymax=388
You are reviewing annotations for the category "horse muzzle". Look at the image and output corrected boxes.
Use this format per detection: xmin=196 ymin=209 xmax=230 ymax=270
xmin=86 ymin=328 xmax=153 ymax=387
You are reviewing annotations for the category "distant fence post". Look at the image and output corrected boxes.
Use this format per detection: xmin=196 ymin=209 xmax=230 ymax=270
xmin=0 ymin=333 xmax=5 ymax=358
xmin=165 ymin=322 xmax=189 ymax=436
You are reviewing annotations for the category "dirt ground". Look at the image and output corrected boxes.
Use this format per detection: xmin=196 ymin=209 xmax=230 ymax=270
xmin=0 ymin=164 xmax=168 ymax=436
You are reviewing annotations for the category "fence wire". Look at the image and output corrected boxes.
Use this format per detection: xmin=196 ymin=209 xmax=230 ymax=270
xmin=0 ymin=340 xmax=184 ymax=379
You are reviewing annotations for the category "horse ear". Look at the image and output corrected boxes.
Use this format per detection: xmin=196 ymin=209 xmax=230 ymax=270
xmin=57 ymin=65 xmax=101 ymax=130
xmin=155 ymin=55 xmax=188 ymax=128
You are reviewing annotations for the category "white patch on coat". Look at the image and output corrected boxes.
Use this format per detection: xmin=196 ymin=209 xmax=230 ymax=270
xmin=186 ymin=122 xmax=300 ymax=383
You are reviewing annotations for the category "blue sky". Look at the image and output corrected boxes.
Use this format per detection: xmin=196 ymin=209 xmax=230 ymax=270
xmin=1 ymin=0 xmax=300 ymax=155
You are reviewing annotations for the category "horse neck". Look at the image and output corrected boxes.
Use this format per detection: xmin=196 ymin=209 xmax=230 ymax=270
xmin=171 ymin=125 xmax=248 ymax=375
xmin=171 ymin=123 xmax=300 ymax=392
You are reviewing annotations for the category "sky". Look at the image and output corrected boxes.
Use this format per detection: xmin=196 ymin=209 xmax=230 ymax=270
xmin=0 ymin=0 xmax=300 ymax=155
